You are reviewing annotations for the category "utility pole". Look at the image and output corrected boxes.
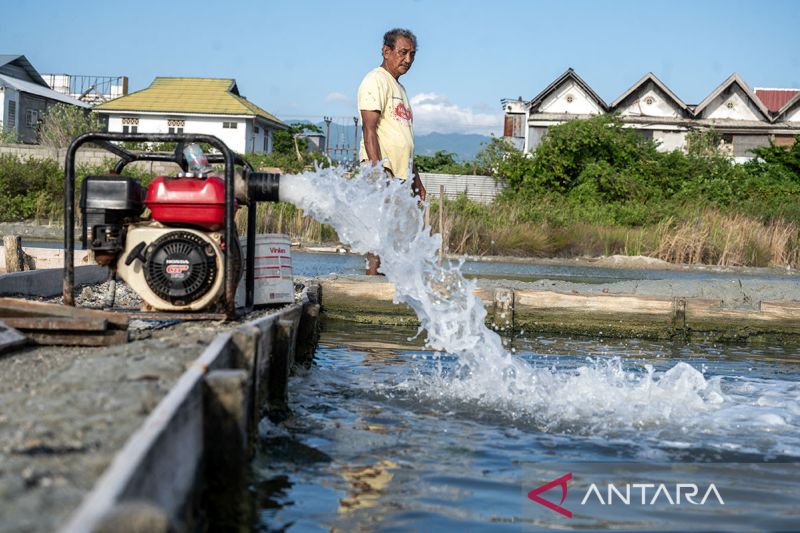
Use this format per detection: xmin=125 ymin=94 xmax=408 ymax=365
xmin=353 ymin=116 xmax=359 ymax=163
xmin=324 ymin=116 xmax=332 ymax=158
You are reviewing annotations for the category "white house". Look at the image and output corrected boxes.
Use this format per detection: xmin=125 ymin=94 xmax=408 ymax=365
xmin=503 ymin=68 xmax=800 ymax=162
xmin=93 ymin=77 xmax=287 ymax=154
xmin=1 ymin=54 xmax=91 ymax=143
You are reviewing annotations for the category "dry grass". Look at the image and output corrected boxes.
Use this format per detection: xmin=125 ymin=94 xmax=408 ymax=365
xmin=235 ymin=203 xmax=337 ymax=243
xmin=653 ymin=210 xmax=800 ymax=268
xmin=236 ymin=200 xmax=800 ymax=269
xmin=433 ymin=203 xmax=800 ymax=268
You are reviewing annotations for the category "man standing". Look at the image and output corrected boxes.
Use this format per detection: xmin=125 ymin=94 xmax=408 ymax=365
xmin=358 ymin=28 xmax=427 ymax=275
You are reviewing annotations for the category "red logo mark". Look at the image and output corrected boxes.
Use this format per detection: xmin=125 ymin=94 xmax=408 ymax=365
xmin=528 ymin=473 xmax=573 ymax=518
xmin=166 ymin=264 xmax=190 ymax=274
xmin=393 ymin=102 xmax=413 ymax=123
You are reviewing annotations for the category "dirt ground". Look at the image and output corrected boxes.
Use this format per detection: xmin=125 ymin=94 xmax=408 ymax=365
xmin=0 ymin=320 xmax=229 ymax=533
xmin=0 ymin=276 xmax=300 ymax=533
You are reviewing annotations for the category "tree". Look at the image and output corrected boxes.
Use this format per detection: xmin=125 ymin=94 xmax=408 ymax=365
xmin=272 ymin=122 xmax=323 ymax=158
xmin=38 ymin=103 xmax=104 ymax=148
xmin=414 ymin=150 xmax=465 ymax=173
xmin=750 ymin=135 xmax=800 ymax=180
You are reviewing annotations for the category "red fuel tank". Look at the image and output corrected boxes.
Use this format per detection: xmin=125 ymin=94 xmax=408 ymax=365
xmin=145 ymin=175 xmax=235 ymax=230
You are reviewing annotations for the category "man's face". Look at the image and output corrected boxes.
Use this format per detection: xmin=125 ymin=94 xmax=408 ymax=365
xmin=382 ymin=36 xmax=416 ymax=78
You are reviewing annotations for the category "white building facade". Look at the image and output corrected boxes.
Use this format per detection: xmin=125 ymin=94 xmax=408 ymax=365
xmin=94 ymin=77 xmax=286 ymax=154
xmin=503 ymin=69 xmax=800 ymax=162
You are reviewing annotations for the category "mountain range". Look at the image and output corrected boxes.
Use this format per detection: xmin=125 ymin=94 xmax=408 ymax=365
xmin=293 ymin=121 xmax=493 ymax=162
xmin=414 ymin=132 xmax=493 ymax=161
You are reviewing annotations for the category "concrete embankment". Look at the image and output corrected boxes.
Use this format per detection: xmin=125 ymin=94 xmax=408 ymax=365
xmin=316 ymin=274 xmax=800 ymax=343
xmin=0 ymin=267 xmax=321 ymax=532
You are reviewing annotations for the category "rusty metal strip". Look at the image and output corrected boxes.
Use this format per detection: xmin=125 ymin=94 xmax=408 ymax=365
xmin=122 ymin=311 xmax=230 ymax=321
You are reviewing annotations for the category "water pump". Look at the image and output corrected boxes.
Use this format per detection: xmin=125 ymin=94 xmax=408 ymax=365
xmin=65 ymin=133 xmax=283 ymax=316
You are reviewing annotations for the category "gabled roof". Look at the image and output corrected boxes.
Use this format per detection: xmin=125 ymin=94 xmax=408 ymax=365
xmin=610 ymin=72 xmax=689 ymax=114
xmin=693 ymin=73 xmax=772 ymax=121
xmin=528 ymin=68 xmax=608 ymax=112
xmin=0 ymin=73 xmax=91 ymax=108
xmin=94 ymin=77 xmax=287 ymax=128
xmin=0 ymin=54 xmax=47 ymax=86
xmin=773 ymin=91 xmax=800 ymax=122
xmin=755 ymin=88 xmax=800 ymax=113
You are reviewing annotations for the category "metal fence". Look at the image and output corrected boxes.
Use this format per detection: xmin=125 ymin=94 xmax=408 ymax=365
xmin=419 ymin=172 xmax=506 ymax=204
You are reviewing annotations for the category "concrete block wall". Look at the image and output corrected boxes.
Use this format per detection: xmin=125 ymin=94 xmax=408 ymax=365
xmin=0 ymin=143 xmax=180 ymax=176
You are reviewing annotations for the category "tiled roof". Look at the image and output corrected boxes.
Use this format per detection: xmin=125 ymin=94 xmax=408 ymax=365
xmin=95 ymin=77 xmax=287 ymax=127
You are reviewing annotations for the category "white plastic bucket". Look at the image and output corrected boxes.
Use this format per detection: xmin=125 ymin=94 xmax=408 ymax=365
xmin=235 ymin=234 xmax=294 ymax=306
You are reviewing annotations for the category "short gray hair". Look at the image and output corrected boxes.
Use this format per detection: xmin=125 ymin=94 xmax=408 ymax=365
xmin=383 ymin=28 xmax=417 ymax=49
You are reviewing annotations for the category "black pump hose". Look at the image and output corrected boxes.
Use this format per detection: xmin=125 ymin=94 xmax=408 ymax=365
xmin=247 ymin=172 xmax=281 ymax=203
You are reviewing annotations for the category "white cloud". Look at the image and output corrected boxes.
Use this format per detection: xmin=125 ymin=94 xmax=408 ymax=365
xmin=325 ymin=91 xmax=351 ymax=104
xmin=410 ymin=93 xmax=502 ymax=135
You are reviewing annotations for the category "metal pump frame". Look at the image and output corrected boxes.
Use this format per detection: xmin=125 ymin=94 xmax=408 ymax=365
xmin=63 ymin=132 xmax=259 ymax=319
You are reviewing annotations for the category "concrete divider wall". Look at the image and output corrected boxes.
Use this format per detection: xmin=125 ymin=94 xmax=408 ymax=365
xmin=319 ymin=279 xmax=800 ymax=343
xmin=62 ymin=284 xmax=321 ymax=532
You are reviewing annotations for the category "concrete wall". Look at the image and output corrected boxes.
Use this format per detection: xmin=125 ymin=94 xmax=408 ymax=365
xmin=699 ymin=85 xmax=766 ymax=121
xmin=617 ymin=87 xmax=683 ymax=119
xmin=654 ymin=130 xmax=687 ymax=152
xmin=106 ymin=114 xmax=249 ymax=153
xmin=104 ymin=113 xmax=277 ymax=154
xmin=539 ymin=80 xmax=604 ymax=115
xmin=0 ymin=143 xmax=180 ymax=175
xmin=785 ymin=106 xmax=800 ymax=122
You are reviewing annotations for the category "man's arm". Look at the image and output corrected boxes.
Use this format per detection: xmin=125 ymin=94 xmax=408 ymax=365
xmin=361 ymin=110 xmax=382 ymax=166
xmin=411 ymin=163 xmax=426 ymax=201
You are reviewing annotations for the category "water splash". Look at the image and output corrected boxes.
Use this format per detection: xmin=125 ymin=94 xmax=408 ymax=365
xmin=280 ymin=164 xmax=506 ymax=362
xmin=278 ymin=164 xmax=781 ymax=438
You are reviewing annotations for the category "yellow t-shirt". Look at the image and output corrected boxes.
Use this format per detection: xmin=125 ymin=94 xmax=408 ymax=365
xmin=358 ymin=67 xmax=414 ymax=180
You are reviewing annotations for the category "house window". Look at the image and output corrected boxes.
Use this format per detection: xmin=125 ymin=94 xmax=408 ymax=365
xmin=7 ymin=101 xmax=16 ymax=127
xmin=167 ymin=118 xmax=185 ymax=134
xmin=264 ymin=132 xmax=269 ymax=152
xmin=726 ymin=101 xmax=735 ymax=110
xmin=565 ymin=94 xmax=574 ymax=103
xmin=25 ymin=109 xmax=39 ymax=128
xmin=223 ymin=121 xmax=238 ymax=129
xmin=254 ymin=126 xmax=260 ymax=134
xmin=122 ymin=117 xmax=139 ymax=133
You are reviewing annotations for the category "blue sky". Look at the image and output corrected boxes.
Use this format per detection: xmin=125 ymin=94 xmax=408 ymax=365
xmin=3 ymin=0 xmax=799 ymax=135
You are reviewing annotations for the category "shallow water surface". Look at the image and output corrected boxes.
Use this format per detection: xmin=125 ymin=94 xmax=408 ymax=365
xmin=253 ymin=321 xmax=800 ymax=531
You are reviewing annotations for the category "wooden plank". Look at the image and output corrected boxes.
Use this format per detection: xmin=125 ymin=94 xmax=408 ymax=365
xmin=0 ymin=319 xmax=27 ymax=352
xmin=3 ymin=317 xmax=108 ymax=332
xmin=323 ymin=280 xmax=396 ymax=302
xmin=0 ymin=298 xmax=128 ymax=329
xmin=515 ymin=290 xmax=674 ymax=315
xmin=3 ymin=235 xmax=24 ymax=272
xmin=685 ymin=299 xmax=774 ymax=322
xmin=760 ymin=301 xmax=800 ymax=320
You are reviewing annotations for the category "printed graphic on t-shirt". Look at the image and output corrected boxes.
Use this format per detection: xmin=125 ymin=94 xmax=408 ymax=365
xmin=393 ymin=100 xmax=413 ymax=126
